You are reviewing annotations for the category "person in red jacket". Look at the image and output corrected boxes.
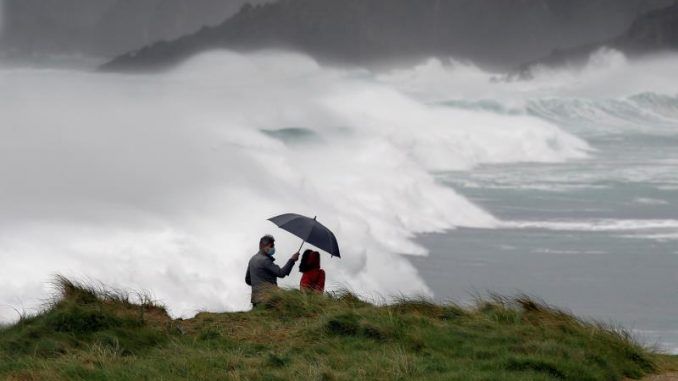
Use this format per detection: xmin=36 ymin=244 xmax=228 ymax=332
xmin=299 ymin=249 xmax=325 ymax=293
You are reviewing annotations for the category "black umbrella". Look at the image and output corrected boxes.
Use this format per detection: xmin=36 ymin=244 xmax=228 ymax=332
xmin=268 ymin=213 xmax=341 ymax=258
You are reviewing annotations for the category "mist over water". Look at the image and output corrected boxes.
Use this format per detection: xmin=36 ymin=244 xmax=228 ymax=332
xmin=1 ymin=49 xmax=677 ymax=352
xmin=0 ymin=50 xmax=588 ymax=321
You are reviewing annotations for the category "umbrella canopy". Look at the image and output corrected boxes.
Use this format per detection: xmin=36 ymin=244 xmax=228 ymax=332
xmin=268 ymin=213 xmax=341 ymax=258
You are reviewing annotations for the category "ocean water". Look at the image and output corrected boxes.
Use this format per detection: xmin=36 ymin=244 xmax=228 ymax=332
xmin=0 ymin=49 xmax=676 ymax=351
xmin=413 ymin=133 xmax=678 ymax=353
xmin=397 ymin=53 xmax=678 ymax=353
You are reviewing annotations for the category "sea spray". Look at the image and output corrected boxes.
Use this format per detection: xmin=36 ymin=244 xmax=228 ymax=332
xmin=379 ymin=49 xmax=678 ymax=132
xmin=0 ymin=50 xmax=588 ymax=321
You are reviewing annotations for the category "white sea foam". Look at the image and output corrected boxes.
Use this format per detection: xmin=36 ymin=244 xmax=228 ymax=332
xmin=620 ymin=232 xmax=678 ymax=242
xmin=381 ymin=49 xmax=678 ymax=100
xmin=502 ymin=219 xmax=678 ymax=232
xmin=379 ymin=50 xmax=678 ymax=136
xmin=0 ymin=50 xmax=592 ymax=322
xmin=633 ymin=198 xmax=669 ymax=206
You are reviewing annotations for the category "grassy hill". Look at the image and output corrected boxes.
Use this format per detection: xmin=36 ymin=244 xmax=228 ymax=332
xmin=0 ymin=277 xmax=675 ymax=381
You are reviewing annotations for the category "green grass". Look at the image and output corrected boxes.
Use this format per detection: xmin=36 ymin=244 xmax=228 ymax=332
xmin=0 ymin=277 xmax=672 ymax=381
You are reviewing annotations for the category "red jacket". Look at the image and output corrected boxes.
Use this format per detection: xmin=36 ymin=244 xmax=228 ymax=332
xmin=301 ymin=268 xmax=325 ymax=292
xmin=300 ymin=251 xmax=325 ymax=292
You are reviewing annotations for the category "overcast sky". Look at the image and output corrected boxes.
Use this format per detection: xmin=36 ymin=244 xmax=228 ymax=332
xmin=0 ymin=0 xmax=272 ymax=57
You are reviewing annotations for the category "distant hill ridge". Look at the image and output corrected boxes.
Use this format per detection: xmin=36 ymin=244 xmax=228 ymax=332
xmin=523 ymin=0 xmax=678 ymax=70
xmin=101 ymin=0 xmax=675 ymax=72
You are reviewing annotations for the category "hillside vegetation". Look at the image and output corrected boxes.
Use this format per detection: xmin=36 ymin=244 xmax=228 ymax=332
xmin=0 ymin=277 xmax=675 ymax=381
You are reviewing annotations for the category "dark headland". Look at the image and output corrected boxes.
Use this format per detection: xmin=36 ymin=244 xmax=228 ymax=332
xmin=522 ymin=1 xmax=678 ymax=70
xmin=100 ymin=0 xmax=678 ymax=73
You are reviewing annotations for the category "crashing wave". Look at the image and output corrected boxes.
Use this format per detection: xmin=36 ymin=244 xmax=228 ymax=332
xmin=0 ymin=50 xmax=593 ymax=321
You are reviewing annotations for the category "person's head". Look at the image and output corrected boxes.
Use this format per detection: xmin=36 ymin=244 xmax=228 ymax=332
xmin=259 ymin=234 xmax=275 ymax=256
xmin=299 ymin=249 xmax=321 ymax=272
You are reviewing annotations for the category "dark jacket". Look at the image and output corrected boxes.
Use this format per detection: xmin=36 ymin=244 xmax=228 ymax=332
xmin=245 ymin=251 xmax=295 ymax=304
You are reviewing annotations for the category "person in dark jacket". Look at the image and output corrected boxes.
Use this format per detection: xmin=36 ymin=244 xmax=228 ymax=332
xmin=299 ymin=249 xmax=325 ymax=293
xmin=245 ymin=234 xmax=299 ymax=306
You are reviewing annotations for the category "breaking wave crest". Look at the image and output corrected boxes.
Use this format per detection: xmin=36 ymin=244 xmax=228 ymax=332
xmin=0 ymin=48 xmax=664 ymax=321
xmin=380 ymin=49 xmax=678 ymax=135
